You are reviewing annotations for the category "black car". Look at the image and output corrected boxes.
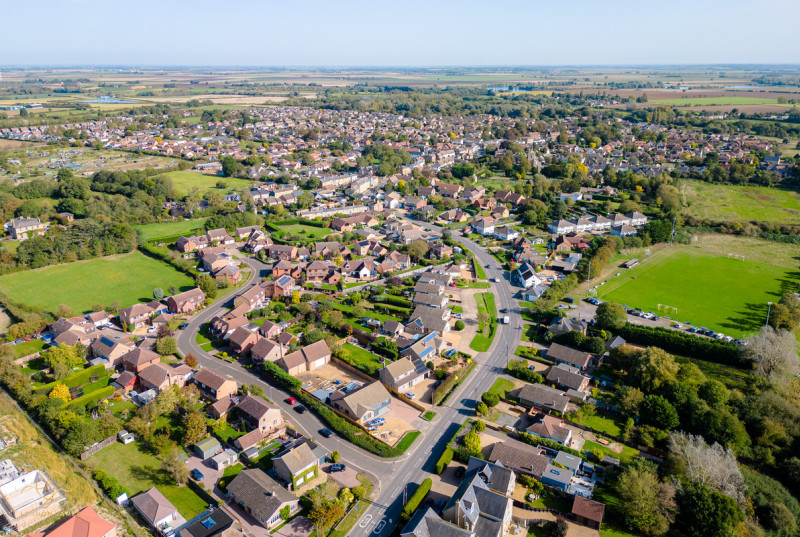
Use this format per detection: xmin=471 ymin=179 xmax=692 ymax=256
xmin=499 ymin=308 xmax=508 ymax=313
xmin=455 ymin=466 xmax=465 ymax=478
xmin=330 ymin=464 xmax=346 ymax=473
xmin=179 ymin=322 xmax=189 ymax=329
xmin=564 ymin=297 xmax=574 ymax=303
xmin=319 ymin=428 xmax=333 ymax=438
xmin=294 ymin=405 xmax=307 ymax=414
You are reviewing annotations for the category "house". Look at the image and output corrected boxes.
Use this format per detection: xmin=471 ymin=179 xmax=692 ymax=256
xmin=518 ymin=383 xmax=570 ymax=413
xmin=226 ymin=469 xmax=299 ymax=529
xmin=514 ymin=262 xmax=542 ymax=289
xmin=233 ymin=285 xmax=266 ymax=312
xmin=206 ymin=228 xmax=235 ymax=245
xmin=179 ymin=508 xmax=234 ymax=537
xmin=442 ymin=458 xmax=514 ymax=537
xmin=210 ymin=449 xmax=238 ymax=471
xmin=526 ymin=412 xmax=572 ymax=446
xmin=268 ymin=244 xmax=298 ymax=261
xmin=277 ymin=340 xmax=331 ymax=375
xmin=27 ymin=506 xmax=116 ymax=537
xmin=493 ymin=226 xmax=518 ymax=241
xmin=548 ymin=317 xmax=587 ymax=338
xmin=378 ymin=357 xmax=429 ymax=391
xmin=236 ymin=395 xmax=283 ymax=435
xmin=167 ymin=288 xmax=206 ymax=314
xmin=330 ymin=381 xmax=391 ymax=424
xmin=210 ymin=315 xmax=249 ymax=340
xmin=194 ymin=437 xmax=223 ymax=460
xmin=90 ymin=336 xmax=135 ymax=367
xmin=228 ymin=327 xmax=259 ymax=356
xmin=138 ymin=362 xmax=193 ymax=392
xmin=412 ymin=292 xmax=448 ymax=309
xmin=236 ymin=226 xmax=262 ymax=240
xmin=259 ymin=320 xmax=283 ymax=339
xmin=131 ymin=488 xmax=179 ymax=532
xmin=110 ymin=370 xmax=137 ymax=393
xmin=488 ymin=440 xmax=550 ymax=479
xmin=548 ymin=219 xmax=575 ymax=235
xmin=408 ymin=305 xmax=451 ymax=335
xmin=471 ymin=216 xmax=495 ymax=236
xmin=265 ymin=275 xmax=295 ymax=298
xmin=545 ymin=343 xmax=593 ymax=371
xmin=191 ymin=368 xmax=238 ymax=401
xmin=626 ymin=211 xmax=648 ymax=226
xmin=571 ymin=496 xmax=605 ymax=530
xmin=610 ymin=224 xmax=637 ymax=237
xmin=401 ymin=508 xmax=474 ymax=537
xmin=541 ymin=463 xmax=573 ymax=492
xmin=118 ymin=303 xmax=155 ymax=329
xmin=382 ymin=319 xmax=405 ymax=337
xmin=6 ymin=216 xmax=47 ymax=241
xmin=121 ymin=348 xmax=161 ymax=373
xmin=400 ymin=331 xmax=442 ymax=362
xmin=272 ymin=442 xmax=319 ymax=490
xmin=546 ymin=363 xmax=590 ymax=393
xmin=251 ymin=337 xmax=282 ymax=364
xmin=0 ymin=469 xmax=66 ymax=531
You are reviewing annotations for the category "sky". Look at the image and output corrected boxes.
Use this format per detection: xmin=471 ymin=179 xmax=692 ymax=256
xmin=2 ymin=0 xmax=798 ymax=66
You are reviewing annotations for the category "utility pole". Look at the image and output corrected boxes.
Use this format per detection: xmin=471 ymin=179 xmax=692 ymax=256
xmin=766 ymin=301 xmax=772 ymax=328
xmin=585 ymin=260 xmax=591 ymax=297
xmin=670 ymin=216 xmax=677 ymax=246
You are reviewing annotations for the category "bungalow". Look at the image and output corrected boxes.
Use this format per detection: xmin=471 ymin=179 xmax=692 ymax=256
xmin=167 ymin=288 xmax=205 ymax=314
xmin=526 ymin=412 xmax=572 ymax=446
xmin=545 ymin=343 xmax=592 ymax=371
xmin=226 ymin=470 xmax=299 ymax=529
xmin=131 ymin=488 xmax=178 ymax=533
xmin=518 ymin=383 xmax=570 ymax=414
xmin=412 ymin=293 xmax=448 ymax=309
xmin=191 ymin=367 xmax=238 ymax=401
xmin=330 ymin=381 xmax=391 ymax=425
xmin=546 ymin=363 xmax=590 ymax=393
xmin=548 ymin=317 xmax=587 ymax=337
xmin=488 ymin=440 xmax=549 ymax=479
xmin=272 ymin=442 xmax=318 ymax=490
xmin=210 ymin=449 xmax=238 ymax=471
xmin=378 ymin=357 xmax=429 ymax=391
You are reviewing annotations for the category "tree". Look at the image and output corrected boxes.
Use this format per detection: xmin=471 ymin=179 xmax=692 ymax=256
xmin=616 ymin=462 xmax=669 ymax=536
xmin=676 ymin=482 xmax=743 ymax=537
xmin=698 ymin=380 xmax=729 ymax=406
xmin=127 ymin=416 xmax=152 ymax=437
xmin=595 ymin=301 xmax=627 ymax=330
xmin=156 ymin=337 xmax=177 ymax=356
xmin=153 ymin=287 xmax=164 ymax=300
xmin=669 ymin=432 xmax=746 ymax=505
xmin=640 ymin=395 xmax=679 ymax=430
xmin=763 ymin=502 xmax=797 ymax=533
xmin=616 ymin=386 xmax=644 ymax=416
xmin=475 ymin=402 xmax=489 ymax=416
xmin=184 ymin=353 xmax=198 ymax=368
xmin=463 ymin=431 xmax=481 ymax=455
xmin=742 ymin=326 xmax=799 ymax=383
xmin=196 ymin=274 xmax=217 ymax=299
xmin=48 ymin=383 xmax=71 ymax=404
xmin=162 ymin=448 xmax=189 ymax=485
xmin=183 ymin=411 xmax=207 ymax=445
xmin=629 ymin=347 xmax=679 ymax=392
xmin=481 ymin=392 xmax=499 ymax=407
xmin=42 ymin=344 xmax=84 ymax=380
xmin=280 ymin=505 xmax=292 ymax=521
xmin=308 ymin=503 xmax=345 ymax=534
xmin=407 ymin=240 xmax=429 ymax=262
xmin=454 ymin=319 xmax=465 ymax=331
xmin=330 ymin=450 xmax=340 ymax=463
xmin=220 ymin=156 xmax=238 ymax=177
xmin=156 ymin=385 xmax=179 ymax=415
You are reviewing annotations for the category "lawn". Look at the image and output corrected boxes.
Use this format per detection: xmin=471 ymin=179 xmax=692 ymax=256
xmin=681 ymin=180 xmax=800 ymax=224
xmin=595 ymin=246 xmax=797 ymax=338
xmin=487 ymin=378 xmax=514 ymax=399
xmin=521 ymin=324 xmax=537 ymax=343
xmin=574 ymin=414 xmax=624 ymax=438
xmin=470 ymin=292 xmax=498 ymax=352
xmin=0 ymin=251 xmax=194 ymax=315
xmin=422 ymin=411 xmax=437 ymax=421
xmin=341 ymin=343 xmax=385 ymax=376
xmin=472 ymin=258 xmax=486 ymax=280
xmin=134 ymin=218 xmax=208 ymax=241
xmin=396 ymin=431 xmax=420 ymax=453
xmin=583 ymin=440 xmax=639 ymax=465
xmin=651 ymin=96 xmax=787 ymax=107
xmin=158 ymin=170 xmax=253 ymax=196
xmin=91 ymin=441 xmax=208 ymax=519
xmin=277 ymin=223 xmax=333 ymax=240
xmin=11 ymin=339 xmax=45 ymax=358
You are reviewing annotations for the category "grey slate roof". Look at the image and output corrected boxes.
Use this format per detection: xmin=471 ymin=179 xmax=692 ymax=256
xmin=226 ymin=469 xmax=297 ymax=522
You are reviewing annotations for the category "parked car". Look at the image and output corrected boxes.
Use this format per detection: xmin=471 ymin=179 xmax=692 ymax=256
xmin=330 ymin=464 xmax=346 ymax=473
xmin=294 ymin=405 xmax=307 ymax=414
xmin=371 ymin=418 xmax=386 ymax=426
xmin=453 ymin=313 xmax=463 ymax=319
xmin=404 ymin=392 xmax=415 ymax=400
xmin=179 ymin=323 xmax=189 ymax=329
xmin=455 ymin=466 xmax=465 ymax=478
xmin=674 ymin=323 xmax=684 ymax=329
xmin=190 ymin=469 xmax=204 ymax=481
xmin=285 ymin=397 xmax=297 ymax=405
xmin=319 ymin=428 xmax=333 ymax=438
xmin=499 ymin=308 xmax=508 ymax=313
xmin=564 ymin=297 xmax=574 ymax=304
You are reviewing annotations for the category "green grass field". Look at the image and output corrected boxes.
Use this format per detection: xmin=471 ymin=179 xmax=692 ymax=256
xmin=134 ymin=218 xmax=208 ymax=241
xmin=277 ymin=223 xmax=333 ymax=240
xmin=341 ymin=343 xmax=385 ymax=375
xmin=91 ymin=441 xmax=207 ymax=518
xmin=396 ymin=431 xmax=420 ymax=453
xmin=596 ymin=247 xmax=797 ymax=338
xmin=487 ymin=378 xmax=514 ymax=399
xmin=158 ymin=170 xmax=253 ymax=196
xmin=650 ymin=96 xmax=789 ymax=107
xmin=681 ymin=180 xmax=800 ymax=224
xmin=0 ymin=251 xmax=194 ymax=314
xmin=470 ymin=292 xmax=498 ymax=352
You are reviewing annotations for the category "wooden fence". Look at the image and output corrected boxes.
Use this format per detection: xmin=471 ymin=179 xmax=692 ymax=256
xmin=79 ymin=434 xmax=118 ymax=460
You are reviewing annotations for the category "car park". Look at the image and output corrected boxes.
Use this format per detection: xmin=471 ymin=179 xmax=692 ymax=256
xmin=330 ymin=464 xmax=346 ymax=473
xmin=319 ymin=428 xmax=333 ymax=438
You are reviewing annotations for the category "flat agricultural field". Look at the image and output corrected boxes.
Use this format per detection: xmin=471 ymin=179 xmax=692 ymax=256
xmin=158 ymin=170 xmax=253 ymax=196
xmin=596 ymin=246 xmax=798 ymax=338
xmin=650 ymin=96 xmax=788 ymax=107
xmin=0 ymin=251 xmax=194 ymax=314
xmin=278 ymin=223 xmax=334 ymax=240
xmin=681 ymin=180 xmax=800 ymax=224
xmin=134 ymin=218 xmax=208 ymax=241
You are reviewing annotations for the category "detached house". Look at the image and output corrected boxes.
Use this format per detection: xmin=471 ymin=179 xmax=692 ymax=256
xmin=471 ymin=216 xmax=495 ymax=236
xmin=121 ymin=348 xmax=161 ymax=373
xmin=6 ymin=216 xmax=47 ymax=241
xmin=272 ymin=442 xmax=319 ymax=491
xmin=226 ymin=470 xmax=299 ymax=529
xmin=167 ymin=288 xmax=205 ymax=314
xmin=330 ymin=381 xmax=391 ymax=425
xmin=236 ymin=395 xmax=284 ymax=436
xmin=378 ymin=357 xmax=429 ymax=392
xmin=191 ymin=367 xmax=238 ymax=401
xmin=277 ymin=340 xmax=331 ymax=375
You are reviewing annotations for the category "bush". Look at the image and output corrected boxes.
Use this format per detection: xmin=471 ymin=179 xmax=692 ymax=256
xmin=473 ymin=420 xmax=486 ymax=432
xmin=475 ymin=401 xmax=489 ymax=416
xmin=455 ymin=320 xmax=465 ymax=331
xmin=331 ymin=450 xmax=340 ymax=463
xmin=401 ymin=478 xmax=432 ymax=521
xmin=481 ymin=392 xmax=499 ymax=407
xmin=617 ymin=323 xmax=742 ymax=366
xmin=506 ymin=360 xmax=543 ymax=384
xmin=435 ymin=448 xmax=454 ymax=474
xmin=518 ymin=432 xmax=584 ymax=459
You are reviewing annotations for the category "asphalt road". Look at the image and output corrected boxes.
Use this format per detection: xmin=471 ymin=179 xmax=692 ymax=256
xmin=175 ymin=220 xmax=523 ymax=537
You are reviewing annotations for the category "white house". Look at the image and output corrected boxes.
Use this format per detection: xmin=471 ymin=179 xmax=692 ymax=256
xmin=493 ymin=226 xmax=519 ymax=241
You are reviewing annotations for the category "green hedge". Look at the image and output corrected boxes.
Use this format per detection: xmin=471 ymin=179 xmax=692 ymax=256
xmin=376 ymin=295 xmax=412 ymax=308
xmin=373 ymin=303 xmax=411 ymax=316
xmin=435 ymin=447 xmax=454 ymax=474
xmin=518 ymin=432 xmax=584 ymax=459
xmin=261 ymin=362 xmax=401 ymax=458
xmin=617 ymin=323 xmax=743 ymax=367
xmin=433 ymin=362 xmax=475 ymax=406
xmin=401 ymin=478 xmax=432 ymax=521
xmin=35 ymin=364 xmax=110 ymax=393
xmin=67 ymin=385 xmax=114 ymax=408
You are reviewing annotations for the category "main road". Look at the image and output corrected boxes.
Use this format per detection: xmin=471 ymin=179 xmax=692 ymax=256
xmin=176 ymin=217 xmax=523 ymax=537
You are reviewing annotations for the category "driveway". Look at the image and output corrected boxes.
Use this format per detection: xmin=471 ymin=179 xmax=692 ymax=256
xmin=322 ymin=463 xmax=360 ymax=488
xmin=273 ymin=517 xmax=313 ymax=537
xmin=185 ymin=455 xmax=225 ymax=496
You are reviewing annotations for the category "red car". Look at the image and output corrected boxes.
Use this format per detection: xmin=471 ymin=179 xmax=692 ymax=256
xmin=285 ymin=397 xmax=297 ymax=405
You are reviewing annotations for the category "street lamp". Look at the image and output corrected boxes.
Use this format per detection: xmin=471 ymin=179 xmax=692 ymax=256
xmin=766 ymin=301 xmax=773 ymax=328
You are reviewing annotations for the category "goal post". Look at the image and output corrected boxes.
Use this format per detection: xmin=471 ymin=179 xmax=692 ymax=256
xmin=727 ymin=253 xmax=745 ymax=261
xmin=657 ymin=304 xmax=678 ymax=315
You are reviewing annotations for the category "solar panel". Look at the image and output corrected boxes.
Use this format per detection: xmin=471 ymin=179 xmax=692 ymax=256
xmin=201 ymin=517 xmax=216 ymax=529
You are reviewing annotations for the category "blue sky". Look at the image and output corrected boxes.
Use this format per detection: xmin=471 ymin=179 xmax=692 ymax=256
xmin=2 ymin=0 xmax=798 ymax=66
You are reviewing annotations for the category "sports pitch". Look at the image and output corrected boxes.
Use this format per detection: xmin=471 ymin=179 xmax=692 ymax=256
xmin=596 ymin=247 xmax=798 ymax=338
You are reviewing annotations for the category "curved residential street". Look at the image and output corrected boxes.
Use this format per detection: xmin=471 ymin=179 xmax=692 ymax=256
xmin=175 ymin=218 xmax=523 ymax=537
